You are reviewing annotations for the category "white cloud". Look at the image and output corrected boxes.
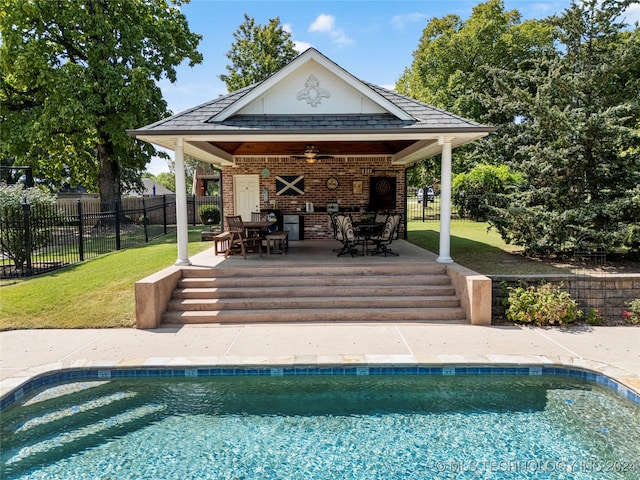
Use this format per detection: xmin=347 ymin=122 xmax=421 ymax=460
xmin=391 ymin=12 xmax=428 ymax=30
xmin=308 ymin=14 xmax=353 ymax=47
xmin=294 ymin=40 xmax=313 ymax=53
xmin=282 ymin=23 xmax=293 ymax=34
xmin=309 ymin=14 xmax=335 ymax=33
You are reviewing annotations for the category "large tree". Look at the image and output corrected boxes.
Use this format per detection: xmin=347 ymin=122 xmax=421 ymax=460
xmin=220 ymin=14 xmax=298 ymax=93
xmin=397 ymin=0 xmax=555 ymax=127
xmin=0 ymin=0 xmax=202 ymax=209
xmin=398 ymin=0 xmax=555 ymax=187
xmin=483 ymin=0 xmax=640 ymax=255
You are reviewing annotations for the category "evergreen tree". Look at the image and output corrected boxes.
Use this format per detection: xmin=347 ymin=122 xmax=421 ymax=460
xmin=484 ymin=0 xmax=640 ymax=255
xmin=220 ymin=14 xmax=298 ymax=92
xmin=398 ymin=0 xmax=554 ymax=181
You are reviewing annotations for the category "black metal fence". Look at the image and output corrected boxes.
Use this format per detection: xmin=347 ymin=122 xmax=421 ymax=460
xmin=406 ymin=191 xmax=491 ymax=222
xmin=0 ymin=195 xmax=220 ymax=278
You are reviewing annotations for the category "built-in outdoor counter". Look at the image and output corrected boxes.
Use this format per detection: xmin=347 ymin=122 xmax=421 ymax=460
xmin=294 ymin=209 xmax=367 ymax=240
xmin=273 ymin=208 xmax=379 ymax=240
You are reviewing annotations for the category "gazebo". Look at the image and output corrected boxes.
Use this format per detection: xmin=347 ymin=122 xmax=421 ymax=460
xmin=129 ymin=48 xmax=494 ymax=265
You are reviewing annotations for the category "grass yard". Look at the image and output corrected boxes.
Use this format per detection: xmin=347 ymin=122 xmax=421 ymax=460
xmin=408 ymin=221 xmax=639 ymax=275
xmin=408 ymin=221 xmax=563 ymax=275
xmin=0 ymin=227 xmax=211 ymax=330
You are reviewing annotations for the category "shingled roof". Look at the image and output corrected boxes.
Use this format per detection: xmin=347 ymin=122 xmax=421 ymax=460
xmin=129 ymin=48 xmax=494 ymax=166
xmin=136 ymin=81 xmax=486 ymax=134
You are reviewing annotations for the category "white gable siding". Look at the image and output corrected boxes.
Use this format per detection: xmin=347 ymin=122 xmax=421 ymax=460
xmin=238 ymin=60 xmax=387 ymax=115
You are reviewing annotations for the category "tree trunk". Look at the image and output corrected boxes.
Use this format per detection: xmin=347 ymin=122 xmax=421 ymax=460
xmin=97 ymin=142 xmax=120 ymax=211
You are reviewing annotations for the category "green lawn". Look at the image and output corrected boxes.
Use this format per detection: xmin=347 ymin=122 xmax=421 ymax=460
xmin=0 ymin=227 xmax=211 ymax=330
xmin=408 ymin=221 xmax=577 ymax=275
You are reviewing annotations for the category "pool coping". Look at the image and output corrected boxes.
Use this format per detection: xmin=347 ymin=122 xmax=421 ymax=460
xmin=2 ymin=357 xmax=638 ymax=411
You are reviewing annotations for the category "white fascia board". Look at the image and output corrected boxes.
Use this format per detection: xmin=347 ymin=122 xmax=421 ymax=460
xmin=392 ymin=132 xmax=490 ymax=165
xmin=211 ymin=49 xmax=413 ymax=122
xmin=136 ymin=136 xmax=235 ymax=166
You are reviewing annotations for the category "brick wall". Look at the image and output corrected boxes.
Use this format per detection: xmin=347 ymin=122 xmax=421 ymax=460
xmin=491 ymin=274 xmax=640 ymax=324
xmin=221 ymin=156 xmax=405 ymax=239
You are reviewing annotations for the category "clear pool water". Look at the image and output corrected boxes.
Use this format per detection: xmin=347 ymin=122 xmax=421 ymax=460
xmin=1 ymin=375 xmax=639 ymax=479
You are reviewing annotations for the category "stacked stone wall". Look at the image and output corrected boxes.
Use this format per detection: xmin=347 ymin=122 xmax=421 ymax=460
xmin=491 ymin=274 xmax=640 ymax=324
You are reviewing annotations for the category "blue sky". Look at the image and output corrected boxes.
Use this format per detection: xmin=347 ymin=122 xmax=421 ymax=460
xmin=148 ymin=0 xmax=639 ymax=174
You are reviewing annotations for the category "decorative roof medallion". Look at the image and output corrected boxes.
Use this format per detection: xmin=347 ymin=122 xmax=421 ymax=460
xmin=296 ymin=75 xmax=331 ymax=107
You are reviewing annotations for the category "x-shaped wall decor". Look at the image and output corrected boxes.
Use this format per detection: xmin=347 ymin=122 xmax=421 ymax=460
xmin=276 ymin=175 xmax=305 ymax=195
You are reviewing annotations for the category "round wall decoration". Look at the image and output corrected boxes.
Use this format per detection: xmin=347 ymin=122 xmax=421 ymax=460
xmin=261 ymin=168 xmax=271 ymax=178
xmin=375 ymin=179 xmax=391 ymax=195
xmin=326 ymin=178 xmax=339 ymax=190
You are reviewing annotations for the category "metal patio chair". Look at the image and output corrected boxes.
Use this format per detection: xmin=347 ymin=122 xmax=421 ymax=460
xmin=370 ymin=213 xmax=401 ymax=256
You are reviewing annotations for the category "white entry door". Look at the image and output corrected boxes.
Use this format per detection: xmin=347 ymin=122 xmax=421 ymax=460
xmin=233 ymin=175 xmax=260 ymax=221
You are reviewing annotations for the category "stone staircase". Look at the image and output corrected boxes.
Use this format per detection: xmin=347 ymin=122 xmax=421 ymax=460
xmin=161 ymin=264 xmax=468 ymax=324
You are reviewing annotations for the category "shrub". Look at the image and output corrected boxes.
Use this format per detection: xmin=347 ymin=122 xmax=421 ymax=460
xmin=622 ymin=299 xmax=640 ymax=325
xmin=586 ymin=308 xmax=602 ymax=326
xmin=505 ymin=283 xmax=582 ymax=326
xmin=0 ymin=183 xmax=56 ymax=270
xmin=198 ymin=204 xmax=220 ymax=227
xmin=452 ymin=164 xmax=522 ymax=221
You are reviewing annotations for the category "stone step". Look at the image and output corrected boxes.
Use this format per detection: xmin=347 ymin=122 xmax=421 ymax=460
xmin=173 ymin=285 xmax=456 ymax=299
xmin=178 ymin=274 xmax=452 ymax=289
xmin=179 ymin=263 xmax=448 ymax=278
xmin=162 ymin=307 xmax=467 ymax=324
xmin=161 ymin=263 xmax=467 ymax=326
xmin=168 ymin=295 xmax=461 ymax=311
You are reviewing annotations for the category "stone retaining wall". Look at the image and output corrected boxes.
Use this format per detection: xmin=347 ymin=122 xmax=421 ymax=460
xmin=491 ymin=274 xmax=640 ymax=324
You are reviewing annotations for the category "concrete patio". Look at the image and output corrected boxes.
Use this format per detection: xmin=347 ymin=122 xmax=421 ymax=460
xmin=1 ymin=322 xmax=639 ymax=401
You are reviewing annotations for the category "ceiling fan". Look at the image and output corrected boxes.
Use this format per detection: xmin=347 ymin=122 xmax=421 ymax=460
xmin=291 ymin=144 xmax=334 ymax=164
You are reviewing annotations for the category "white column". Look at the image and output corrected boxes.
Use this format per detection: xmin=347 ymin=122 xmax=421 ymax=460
xmin=174 ymin=138 xmax=191 ymax=265
xmin=437 ymin=137 xmax=454 ymax=263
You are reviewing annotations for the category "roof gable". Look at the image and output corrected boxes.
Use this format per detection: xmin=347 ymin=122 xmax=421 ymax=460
xmin=211 ymin=48 xmax=413 ymax=122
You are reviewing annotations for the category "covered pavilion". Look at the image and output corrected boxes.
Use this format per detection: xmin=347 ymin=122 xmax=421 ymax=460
xmin=129 ymin=48 xmax=495 ymax=265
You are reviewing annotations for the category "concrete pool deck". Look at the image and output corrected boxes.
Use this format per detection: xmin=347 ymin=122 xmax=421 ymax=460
xmin=1 ymin=323 xmax=639 ymax=399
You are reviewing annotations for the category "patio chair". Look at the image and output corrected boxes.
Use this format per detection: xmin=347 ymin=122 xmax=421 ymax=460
xmin=374 ymin=211 xmax=389 ymax=224
xmin=225 ymin=215 xmax=262 ymax=259
xmin=334 ymin=214 xmax=360 ymax=257
xmin=329 ymin=212 xmax=344 ymax=252
xmin=370 ymin=213 xmax=401 ymax=256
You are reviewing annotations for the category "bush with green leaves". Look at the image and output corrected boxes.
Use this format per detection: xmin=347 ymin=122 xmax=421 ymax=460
xmin=452 ymin=164 xmax=522 ymax=221
xmin=505 ymin=283 xmax=582 ymax=326
xmin=0 ymin=183 xmax=56 ymax=270
xmin=198 ymin=204 xmax=221 ymax=227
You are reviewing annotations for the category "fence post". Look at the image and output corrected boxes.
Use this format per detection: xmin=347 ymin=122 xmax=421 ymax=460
xmin=142 ymin=197 xmax=149 ymax=243
xmin=162 ymin=194 xmax=167 ymax=235
xmin=77 ymin=200 xmax=85 ymax=261
xmin=21 ymin=200 xmax=33 ymax=276
xmin=191 ymin=195 xmax=197 ymax=226
xmin=115 ymin=199 xmax=121 ymax=250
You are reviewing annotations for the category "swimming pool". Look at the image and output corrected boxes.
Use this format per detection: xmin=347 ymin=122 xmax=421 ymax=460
xmin=1 ymin=366 xmax=639 ymax=479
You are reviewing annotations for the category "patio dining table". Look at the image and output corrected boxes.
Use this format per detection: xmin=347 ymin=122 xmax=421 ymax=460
xmin=243 ymin=221 xmax=271 ymax=238
xmin=353 ymin=221 xmax=385 ymax=255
